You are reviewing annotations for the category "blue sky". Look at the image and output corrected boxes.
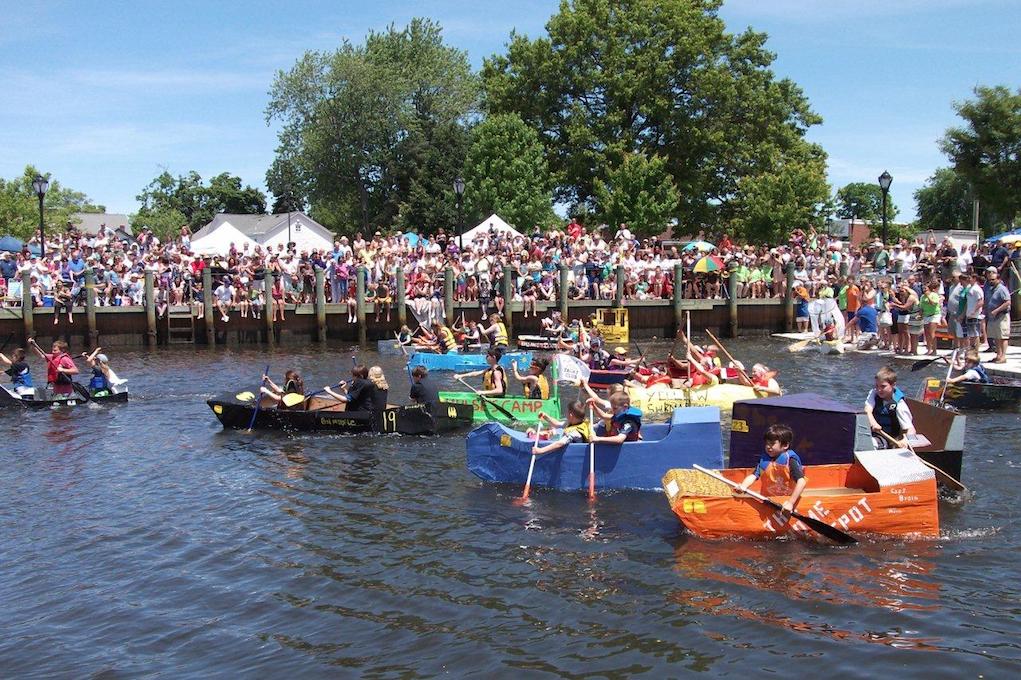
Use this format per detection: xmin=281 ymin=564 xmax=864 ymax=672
xmin=1 ymin=0 xmax=1018 ymax=221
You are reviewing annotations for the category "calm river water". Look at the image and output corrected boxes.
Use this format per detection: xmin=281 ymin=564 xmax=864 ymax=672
xmin=1 ymin=337 xmax=1018 ymax=677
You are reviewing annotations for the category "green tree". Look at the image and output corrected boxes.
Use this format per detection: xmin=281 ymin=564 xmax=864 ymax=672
xmin=834 ymin=182 xmax=897 ymax=223
xmin=913 ymin=167 xmax=991 ymax=232
xmin=594 ymin=153 xmax=679 ymax=237
xmin=0 ymin=165 xmax=104 ymax=239
xmin=730 ymin=153 xmax=830 ymax=244
xmin=267 ymin=18 xmax=479 ymax=235
xmin=462 ymin=113 xmax=555 ymax=230
xmin=134 ymin=170 xmax=265 ymax=238
xmin=940 ymin=85 xmax=1021 ymax=226
xmin=482 ymin=0 xmax=821 ymax=228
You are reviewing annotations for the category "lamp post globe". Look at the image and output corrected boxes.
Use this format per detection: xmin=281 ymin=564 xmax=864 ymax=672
xmin=453 ymin=177 xmax=465 ymax=251
xmin=32 ymin=174 xmax=49 ymax=259
xmin=878 ymin=171 xmax=892 ymax=245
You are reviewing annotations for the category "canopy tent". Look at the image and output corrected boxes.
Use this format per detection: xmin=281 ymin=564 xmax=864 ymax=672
xmin=460 ymin=214 xmax=524 ymax=244
xmin=986 ymin=227 xmax=1021 ymax=244
xmin=0 ymin=235 xmax=24 ymax=252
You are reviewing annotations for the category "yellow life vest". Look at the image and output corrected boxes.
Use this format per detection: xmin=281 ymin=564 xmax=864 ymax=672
xmin=493 ymin=322 xmax=508 ymax=346
xmin=439 ymin=326 xmax=457 ymax=352
xmin=482 ymin=366 xmax=506 ymax=396
xmin=563 ymin=420 xmax=593 ymax=443
xmin=524 ymin=374 xmax=550 ymax=400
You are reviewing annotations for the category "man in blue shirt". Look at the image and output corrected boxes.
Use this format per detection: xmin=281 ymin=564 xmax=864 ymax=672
xmin=848 ymin=297 xmax=880 ymax=349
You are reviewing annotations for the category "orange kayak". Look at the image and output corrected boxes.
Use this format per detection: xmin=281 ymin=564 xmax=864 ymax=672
xmin=662 ymin=450 xmax=939 ymax=540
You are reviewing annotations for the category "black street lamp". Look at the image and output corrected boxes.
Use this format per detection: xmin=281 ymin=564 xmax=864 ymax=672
xmin=878 ymin=170 xmax=892 ymax=245
xmin=32 ymin=174 xmax=49 ymax=259
xmin=453 ymin=177 xmax=465 ymax=251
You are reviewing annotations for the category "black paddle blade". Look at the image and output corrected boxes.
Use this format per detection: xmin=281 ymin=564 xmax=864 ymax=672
xmin=910 ymin=356 xmax=943 ymax=372
xmin=792 ymin=511 xmax=857 ymax=544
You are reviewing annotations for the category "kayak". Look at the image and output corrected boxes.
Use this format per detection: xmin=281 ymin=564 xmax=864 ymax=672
xmin=466 ymin=406 xmax=723 ymax=492
xmin=628 ymin=383 xmax=760 ymax=413
xmin=0 ymin=383 xmax=129 ymax=408
xmin=406 ymin=350 xmax=532 ymax=373
xmin=207 ymin=394 xmax=474 ymax=434
xmin=436 ymin=391 xmax=561 ymax=424
xmin=662 ymin=449 xmax=939 ymax=540
xmin=921 ymin=376 xmax=1021 ymax=412
xmin=729 ymin=393 xmax=967 ymax=483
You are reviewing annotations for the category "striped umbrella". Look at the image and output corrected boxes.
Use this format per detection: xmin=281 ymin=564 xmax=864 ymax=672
xmin=692 ymin=255 xmax=725 ymax=273
xmin=683 ymin=240 xmax=716 ymax=252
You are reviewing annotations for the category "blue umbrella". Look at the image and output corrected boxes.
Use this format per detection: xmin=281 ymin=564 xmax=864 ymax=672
xmin=404 ymin=232 xmax=422 ymax=247
xmin=985 ymin=227 xmax=1021 ymax=244
xmin=0 ymin=235 xmax=24 ymax=252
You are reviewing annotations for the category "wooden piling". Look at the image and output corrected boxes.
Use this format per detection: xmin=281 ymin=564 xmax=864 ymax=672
xmin=315 ymin=266 xmax=326 ymax=342
xmin=444 ymin=266 xmax=454 ymax=326
xmin=85 ymin=270 xmax=99 ymax=346
xmin=21 ymin=273 xmax=33 ymax=342
xmin=614 ymin=265 xmax=624 ymax=307
xmin=727 ymin=261 xmax=739 ymax=338
xmin=502 ymin=268 xmax=513 ymax=339
xmin=559 ymin=264 xmax=569 ymax=319
xmin=673 ymin=263 xmax=683 ymax=334
xmin=144 ymin=270 xmax=157 ymax=346
xmin=356 ymin=266 xmax=367 ymax=349
xmin=396 ymin=267 xmax=407 ymax=328
xmin=263 ymin=270 xmax=274 ymax=344
xmin=784 ymin=262 xmax=795 ymax=331
xmin=203 ymin=266 xmax=215 ymax=345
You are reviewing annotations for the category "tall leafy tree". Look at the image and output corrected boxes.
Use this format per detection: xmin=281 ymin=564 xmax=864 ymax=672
xmin=914 ymin=167 xmax=990 ymax=232
xmin=834 ymin=182 xmax=897 ymax=223
xmin=940 ymin=85 xmax=1021 ymax=226
xmin=134 ymin=170 xmax=265 ymax=238
xmin=594 ymin=153 xmax=679 ymax=237
xmin=266 ymin=18 xmax=479 ymax=235
xmin=462 ymin=113 xmax=555 ymax=230
xmin=0 ymin=165 xmax=104 ymax=239
xmin=482 ymin=0 xmax=821 ymax=229
xmin=730 ymin=154 xmax=830 ymax=244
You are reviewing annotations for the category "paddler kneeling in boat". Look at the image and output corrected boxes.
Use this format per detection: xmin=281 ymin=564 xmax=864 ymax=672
xmin=82 ymin=348 xmax=123 ymax=397
xmin=587 ymin=391 xmax=643 ymax=444
xmin=479 ymin=313 xmax=509 ymax=357
xmin=532 ymin=401 xmax=593 ymax=454
xmin=261 ymin=370 xmax=306 ymax=409
xmin=431 ymin=321 xmax=460 ymax=354
xmin=736 ymin=423 xmax=807 ymax=520
xmin=607 ymin=346 xmax=641 ymax=371
xmin=454 ymin=348 xmax=507 ymax=397
xmin=324 ymin=364 xmax=388 ymax=412
xmin=409 ymin=365 xmax=440 ymax=414
xmin=732 ymin=362 xmax=782 ymax=397
xmin=28 ymin=338 xmax=78 ymax=398
xmin=0 ymin=347 xmax=35 ymax=396
xmin=864 ymin=366 xmax=916 ymax=449
xmin=512 ymin=357 xmax=551 ymax=400
xmin=946 ymin=349 xmax=990 ymax=385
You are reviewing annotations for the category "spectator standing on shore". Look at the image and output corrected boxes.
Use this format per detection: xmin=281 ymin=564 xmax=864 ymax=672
xmin=983 ymin=267 xmax=1011 ymax=363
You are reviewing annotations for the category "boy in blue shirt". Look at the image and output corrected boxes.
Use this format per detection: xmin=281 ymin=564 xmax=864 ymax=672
xmin=736 ymin=423 xmax=807 ymax=518
xmin=588 ymin=391 xmax=642 ymax=443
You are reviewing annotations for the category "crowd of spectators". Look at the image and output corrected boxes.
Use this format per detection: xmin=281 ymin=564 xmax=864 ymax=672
xmin=1 ymin=219 xmax=1018 ymax=336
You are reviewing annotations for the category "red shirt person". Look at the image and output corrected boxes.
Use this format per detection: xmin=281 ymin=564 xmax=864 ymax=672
xmin=28 ymin=338 xmax=79 ymax=396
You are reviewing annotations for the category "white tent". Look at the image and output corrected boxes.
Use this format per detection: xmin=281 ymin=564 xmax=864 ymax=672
xmin=190 ymin=220 xmax=258 ymax=255
xmin=461 ymin=214 xmax=524 ymax=244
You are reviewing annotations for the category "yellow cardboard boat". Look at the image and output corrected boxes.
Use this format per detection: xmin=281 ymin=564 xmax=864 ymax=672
xmin=628 ymin=383 xmax=760 ymax=413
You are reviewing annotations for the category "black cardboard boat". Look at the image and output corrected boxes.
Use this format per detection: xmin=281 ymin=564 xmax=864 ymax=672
xmin=207 ymin=394 xmax=474 ymax=435
xmin=0 ymin=384 xmax=129 ymax=409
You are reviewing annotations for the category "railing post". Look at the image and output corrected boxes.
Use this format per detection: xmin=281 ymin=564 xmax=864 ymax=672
xmin=263 ymin=270 xmax=274 ymax=344
xmin=144 ymin=269 xmax=157 ymax=346
xmin=784 ymin=262 xmax=795 ymax=332
xmin=727 ymin=261 xmax=739 ymax=338
xmin=315 ymin=266 xmax=327 ymax=342
xmin=356 ymin=266 xmax=367 ymax=349
xmin=502 ymin=268 xmax=513 ymax=340
xmin=614 ymin=265 xmax=624 ymax=307
xmin=559 ymin=264 xmax=569 ymax=319
xmin=21 ymin=273 xmax=33 ymax=342
xmin=85 ymin=269 xmax=98 ymax=347
xmin=444 ymin=266 xmax=454 ymax=326
xmin=203 ymin=266 xmax=215 ymax=345
xmin=396 ymin=267 xmax=407 ymax=328
xmin=673 ymin=263 xmax=683 ymax=335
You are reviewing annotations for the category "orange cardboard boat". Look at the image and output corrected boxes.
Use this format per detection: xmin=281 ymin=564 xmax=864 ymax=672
xmin=662 ymin=449 xmax=939 ymax=541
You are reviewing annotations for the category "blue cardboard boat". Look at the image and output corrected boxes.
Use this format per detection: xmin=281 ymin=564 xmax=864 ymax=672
xmin=407 ymin=350 xmax=532 ymax=373
xmin=466 ymin=407 xmax=723 ymax=492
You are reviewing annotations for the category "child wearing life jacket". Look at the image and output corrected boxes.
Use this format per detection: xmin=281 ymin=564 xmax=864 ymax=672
xmin=947 ymin=349 xmax=990 ymax=385
xmin=0 ymin=348 xmax=34 ymax=396
xmin=512 ymin=358 xmax=551 ymax=400
xmin=588 ymin=391 xmax=642 ymax=444
xmin=736 ymin=423 xmax=806 ymax=519
xmin=454 ymin=348 xmax=506 ymax=397
xmin=864 ymin=366 xmax=916 ymax=449
xmin=261 ymin=370 xmax=306 ymax=409
xmin=28 ymin=338 xmax=78 ymax=397
xmin=82 ymin=347 xmax=126 ymax=397
xmin=532 ymin=401 xmax=593 ymax=454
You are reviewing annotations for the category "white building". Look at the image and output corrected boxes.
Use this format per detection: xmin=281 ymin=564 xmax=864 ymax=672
xmin=190 ymin=213 xmax=334 ymax=255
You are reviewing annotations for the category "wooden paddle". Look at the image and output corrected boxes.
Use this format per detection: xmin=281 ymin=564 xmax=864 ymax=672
xmin=281 ymin=382 xmax=343 ymax=408
xmin=587 ymin=405 xmax=596 ymax=501
xmin=246 ymin=364 xmax=271 ymax=432
xmin=455 ymin=376 xmax=519 ymax=422
xmin=937 ymin=349 xmax=958 ymax=406
xmin=522 ymin=425 xmax=543 ymax=501
xmin=788 ymin=333 xmax=822 ymax=352
xmin=693 ymin=464 xmax=857 ymax=545
xmin=703 ymin=328 xmax=756 ymax=390
xmin=394 ymin=330 xmax=409 ymax=358
xmin=876 ymin=429 xmax=966 ymax=492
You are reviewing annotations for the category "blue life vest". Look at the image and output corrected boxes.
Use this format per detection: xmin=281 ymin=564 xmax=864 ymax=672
xmin=972 ymin=363 xmax=990 ymax=383
xmin=12 ymin=366 xmax=32 ymax=388
xmin=610 ymin=406 xmax=643 ymax=442
xmin=89 ymin=367 xmax=110 ymax=393
xmin=875 ymin=387 xmax=905 ymax=438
